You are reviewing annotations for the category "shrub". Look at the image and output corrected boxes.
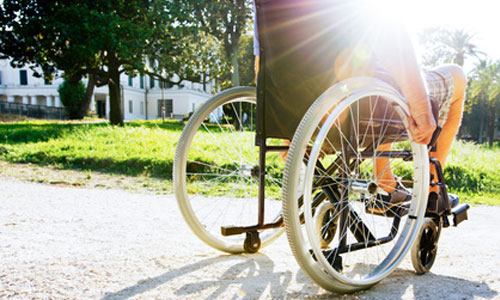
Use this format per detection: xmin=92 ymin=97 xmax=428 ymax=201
xmin=58 ymin=78 xmax=86 ymax=119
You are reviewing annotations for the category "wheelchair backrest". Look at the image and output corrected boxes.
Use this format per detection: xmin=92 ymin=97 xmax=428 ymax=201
xmin=255 ymin=0 xmax=366 ymax=140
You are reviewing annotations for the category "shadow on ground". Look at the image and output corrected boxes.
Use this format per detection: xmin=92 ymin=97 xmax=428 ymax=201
xmin=101 ymin=254 xmax=299 ymax=300
xmin=101 ymin=254 xmax=497 ymax=300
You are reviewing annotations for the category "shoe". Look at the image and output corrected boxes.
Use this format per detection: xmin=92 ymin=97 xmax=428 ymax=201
xmin=448 ymin=193 xmax=460 ymax=208
xmin=428 ymin=191 xmax=460 ymax=212
xmin=366 ymin=183 xmax=412 ymax=214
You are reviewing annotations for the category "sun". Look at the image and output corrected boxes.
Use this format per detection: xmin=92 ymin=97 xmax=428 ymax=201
xmin=363 ymin=0 xmax=415 ymax=25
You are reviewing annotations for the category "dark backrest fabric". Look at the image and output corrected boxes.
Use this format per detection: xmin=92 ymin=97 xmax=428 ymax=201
xmin=256 ymin=0 xmax=367 ymax=140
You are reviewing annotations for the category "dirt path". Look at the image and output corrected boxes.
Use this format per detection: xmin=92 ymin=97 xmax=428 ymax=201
xmin=0 ymin=178 xmax=499 ymax=299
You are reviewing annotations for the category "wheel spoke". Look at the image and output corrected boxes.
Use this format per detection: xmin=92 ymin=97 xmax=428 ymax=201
xmin=175 ymin=89 xmax=283 ymax=254
xmin=283 ymin=81 xmax=428 ymax=290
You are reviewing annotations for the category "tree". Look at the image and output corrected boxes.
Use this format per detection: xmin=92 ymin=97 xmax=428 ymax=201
xmin=416 ymin=27 xmax=494 ymax=143
xmin=58 ymin=78 xmax=86 ymax=119
xmin=469 ymin=60 xmax=500 ymax=146
xmin=0 ymin=0 xmax=219 ymax=125
xmin=417 ymin=28 xmax=483 ymax=67
xmin=238 ymin=34 xmax=257 ymax=87
xmin=190 ymin=0 xmax=253 ymax=87
xmin=219 ymin=34 xmax=257 ymax=130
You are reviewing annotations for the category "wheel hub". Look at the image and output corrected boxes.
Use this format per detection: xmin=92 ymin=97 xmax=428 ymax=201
xmin=238 ymin=164 xmax=253 ymax=177
xmin=349 ymin=180 xmax=379 ymax=196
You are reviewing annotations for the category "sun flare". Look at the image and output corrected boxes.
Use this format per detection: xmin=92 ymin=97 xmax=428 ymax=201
xmin=363 ymin=0 xmax=414 ymax=25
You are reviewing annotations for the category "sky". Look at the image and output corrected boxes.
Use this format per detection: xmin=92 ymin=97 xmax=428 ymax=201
xmin=390 ymin=0 xmax=500 ymax=61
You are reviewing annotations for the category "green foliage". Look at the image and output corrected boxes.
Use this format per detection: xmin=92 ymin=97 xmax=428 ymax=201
xmin=58 ymin=79 xmax=86 ymax=119
xmin=417 ymin=27 xmax=482 ymax=67
xmin=444 ymin=140 xmax=500 ymax=190
xmin=443 ymin=140 xmax=500 ymax=205
xmin=0 ymin=0 xmax=221 ymax=125
xmin=465 ymin=60 xmax=500 ymax=145
xmin=416 ymin=27 xmax=498 ymax=145
xmin=0 ymin=122 xmax=498 ymax=205
xmin=238 ymin=34 xmax=257 ymax=87
xmin=460 ymin=101 xmax=489 ymax=142
xmin=189 ymin=0 xmax=254 ymax=86
xmin=469 ymin=60 xmax=500 ymax=104
xmin=215 ymin=34 xmax=256 ymax=90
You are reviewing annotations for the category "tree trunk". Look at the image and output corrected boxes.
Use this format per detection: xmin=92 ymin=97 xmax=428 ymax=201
xmin=78 ymin=74 xmax=96 ymax=118
xmin=454 ymin=50 xmax=465 ymax=67
xmin=108 ymin=55 xmax=123 ymax=126
xmin=478 ymin=99 xmax=485 ymax=143
xmin=230 ymin=44 xmax=240 ymax=86
xmin=488 ymin=102 xmax=496 ymax=146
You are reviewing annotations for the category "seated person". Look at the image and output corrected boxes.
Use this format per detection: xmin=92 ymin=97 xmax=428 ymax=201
xmin=253 ymin=0 xmax=466 ymax=211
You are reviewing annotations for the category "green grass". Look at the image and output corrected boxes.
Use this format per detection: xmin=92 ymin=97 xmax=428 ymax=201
xmin=0 ymin=120 xmax=183 ymax=178
xmin=444 ymin=140 xmax=500 ymax=205
xmin=0 ymin=120 xmax=498 ymax=205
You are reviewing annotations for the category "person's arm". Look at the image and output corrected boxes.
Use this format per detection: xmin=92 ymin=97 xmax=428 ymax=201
xmin=371 ymin=24 xmax=436 ymax=144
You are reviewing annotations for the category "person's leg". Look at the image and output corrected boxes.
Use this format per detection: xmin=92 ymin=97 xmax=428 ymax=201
xmin=374 ymin=64 xmax=466 ymax=195
xmin=374 ymin=143 xmax=398 ymax=193
xmin=428 ymin=65 xmax=466 ymax=193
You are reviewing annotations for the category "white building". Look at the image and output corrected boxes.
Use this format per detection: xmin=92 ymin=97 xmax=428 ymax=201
xmin=0 ymin=59 xmax=213 ymax=120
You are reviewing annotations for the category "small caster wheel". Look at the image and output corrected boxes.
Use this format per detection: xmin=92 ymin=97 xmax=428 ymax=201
xmin=314 ymin=202 xmax=338 ymax=249
xmin=243 ymin=231 xmax=261 ymax=253
xmin=411 ymin=217 xmax=441 ymax=274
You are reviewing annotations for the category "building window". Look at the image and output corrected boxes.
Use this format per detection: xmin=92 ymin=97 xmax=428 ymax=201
xmin=140 ymin=74 xmax=144 ymax=89
xmin=0 ymin=71 xmax=2 ymax=85
xmin=150 ymin=75 xmax=155 ymax=89
xmin=128 ymin=76 xmax=133 ymax=87
xmin=140 ymin=101 xmax=145 ymax=115
xmin=129 ymin=100 xmax=133 ymax=114
xmin=20 ymin=70 xmax=28 ymax=85
xmin=157 ymin=99 xmax=173 ymax=118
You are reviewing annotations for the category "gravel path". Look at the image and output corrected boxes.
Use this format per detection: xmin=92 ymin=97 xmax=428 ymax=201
xmin=1 ymin=178 xmax=499 ymax=300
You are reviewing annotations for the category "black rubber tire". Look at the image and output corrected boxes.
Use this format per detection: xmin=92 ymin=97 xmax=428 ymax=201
xmin=411 ymin=217 xmax=441 ymax=274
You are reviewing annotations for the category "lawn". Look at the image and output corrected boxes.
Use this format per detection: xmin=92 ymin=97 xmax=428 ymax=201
xmin=0 ymin=120 xmax=498 ymax=205
xmin=0 ymin=120 xmax=182 ymax=179
xmin=445 ymin=140 xmax=500 ymax=205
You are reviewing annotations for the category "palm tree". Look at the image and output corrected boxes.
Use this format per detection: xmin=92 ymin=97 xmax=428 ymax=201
xmin=418 ymin=28 xmax=491 ymax=143
xmin=445 ymin=29 xmax=484 ymax=67
xmin=469 ymin=60 xmax=500 ymax=146
xmin=418 ymin=27 xmax=484 ymax=67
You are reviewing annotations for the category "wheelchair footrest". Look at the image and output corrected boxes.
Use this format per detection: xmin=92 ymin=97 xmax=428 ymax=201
xmin=221 ymin=220 xmax=284 ymax=236
xmin=221 ymin=226 xmax=246 ymax=236
xmin=451 ymin=203 xmax=469 ymax=226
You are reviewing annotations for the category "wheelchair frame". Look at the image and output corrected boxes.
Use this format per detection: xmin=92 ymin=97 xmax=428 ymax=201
xmin=174 ymin=80 xmax=469 ymax=292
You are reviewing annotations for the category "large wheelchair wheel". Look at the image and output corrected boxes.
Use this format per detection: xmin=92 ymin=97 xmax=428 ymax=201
xmin=283 ymin=77 xmax=430 ymax=292
xmin=174 ymin=87 xmax=284 ymax=254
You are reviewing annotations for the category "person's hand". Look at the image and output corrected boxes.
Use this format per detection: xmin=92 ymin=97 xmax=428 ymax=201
xmin=408 ymin=110 xmax=436 ymax=145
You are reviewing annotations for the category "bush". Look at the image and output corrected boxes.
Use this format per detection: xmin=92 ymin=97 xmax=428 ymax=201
xmin=58 ymin=79 xmax=86 ymax=119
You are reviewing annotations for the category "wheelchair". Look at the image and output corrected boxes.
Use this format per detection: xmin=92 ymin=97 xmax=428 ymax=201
xmin=173 ymin=0 xmax=470 ymax=293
